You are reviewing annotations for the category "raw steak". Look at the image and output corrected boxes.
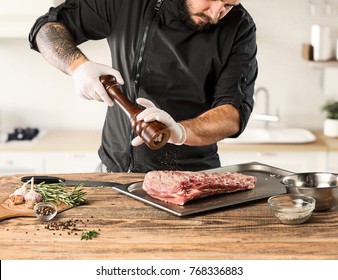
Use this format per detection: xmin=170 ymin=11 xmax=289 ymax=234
xmin=142 ymin=170 xmax=257 ymax=205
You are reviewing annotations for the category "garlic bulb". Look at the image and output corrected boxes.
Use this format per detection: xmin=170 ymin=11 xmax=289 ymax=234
xmin=9 ymin=180 xmax=30 ymax=205
xmin=24 ymin=177 xmax=42 ymax=209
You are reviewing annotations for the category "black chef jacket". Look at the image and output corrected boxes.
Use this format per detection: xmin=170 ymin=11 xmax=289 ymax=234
xmin=29 ymin=0 xmax=258 ymax=172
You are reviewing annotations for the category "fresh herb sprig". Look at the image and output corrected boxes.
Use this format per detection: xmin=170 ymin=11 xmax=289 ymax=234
xmin=81 ymin=230 xmax=100 ymax=240
xmin=34 ymin=181 xmax=86 ymax=206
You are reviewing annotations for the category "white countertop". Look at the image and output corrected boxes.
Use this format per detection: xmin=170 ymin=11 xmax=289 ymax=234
xmin=1 ymin=130 xmax=338 ymax=153
xmin=0 ymin=130 xmax=102 ymax=152
xmin=218 ymin=130 xmax=329 ymax=152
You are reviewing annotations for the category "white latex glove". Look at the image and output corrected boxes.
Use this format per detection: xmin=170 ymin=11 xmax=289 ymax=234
xmin=131 ymin=98 xmax=187 ymax=146
xmin=71 ymin=61 xmax=124 ymax=106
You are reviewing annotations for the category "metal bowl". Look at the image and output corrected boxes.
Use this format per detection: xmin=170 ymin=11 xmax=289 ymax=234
xmin=280 ymin=172 xmax=338 ymax=211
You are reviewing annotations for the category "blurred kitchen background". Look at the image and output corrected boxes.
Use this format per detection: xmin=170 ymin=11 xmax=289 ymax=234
xmin=1 ymin=0 xmax=338 ymax=174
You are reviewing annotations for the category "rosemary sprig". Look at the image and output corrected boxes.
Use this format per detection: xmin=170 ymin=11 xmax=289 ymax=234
xmin=81 ymin=230 xmax=100 ymax=240
xmin=33 ymin=181 xmax=86 ymax=206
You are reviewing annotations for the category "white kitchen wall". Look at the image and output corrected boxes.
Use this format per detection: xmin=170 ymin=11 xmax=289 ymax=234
xmin=0 ymin=38 xmax=109 ymax=131
xmin=0 ymin=0 xmax=338 ymax=132
xmin=243 ymin=0 xmax=338 ymax=130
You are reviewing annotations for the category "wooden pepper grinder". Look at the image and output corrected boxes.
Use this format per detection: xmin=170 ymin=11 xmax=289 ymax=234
xmin=100 ymin=75 xmax=171 ymax=150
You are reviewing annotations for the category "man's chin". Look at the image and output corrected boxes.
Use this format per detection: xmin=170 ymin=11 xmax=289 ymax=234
xmin=190 ymin=22 xmax=216 ymax=32
xmin=181 ymin=17 xmax=216 ymax=32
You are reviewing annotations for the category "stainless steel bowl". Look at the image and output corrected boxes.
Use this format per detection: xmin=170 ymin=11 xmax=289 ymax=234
xmin=280 ymin=172 xmax=338 ymax=211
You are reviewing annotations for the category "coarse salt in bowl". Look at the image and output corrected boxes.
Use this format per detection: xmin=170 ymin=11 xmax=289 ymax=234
xmin=267 ymin=194 xmax=316 ymax=225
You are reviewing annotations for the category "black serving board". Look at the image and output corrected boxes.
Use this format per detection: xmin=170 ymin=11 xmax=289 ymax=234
xmin=113 ymin=162 xmax=292 ymax=216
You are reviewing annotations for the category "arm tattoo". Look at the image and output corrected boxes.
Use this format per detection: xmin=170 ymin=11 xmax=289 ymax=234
xmin=36 ymin=22 xmax=86 ymax=74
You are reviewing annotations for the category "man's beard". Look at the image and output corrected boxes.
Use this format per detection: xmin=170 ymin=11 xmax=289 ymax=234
xmin=177 ymin=0 xmax=216 ymax=32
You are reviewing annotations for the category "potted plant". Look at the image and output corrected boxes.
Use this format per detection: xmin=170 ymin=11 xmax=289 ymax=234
xmin=322 ymin=100 xmax=338 ymax=137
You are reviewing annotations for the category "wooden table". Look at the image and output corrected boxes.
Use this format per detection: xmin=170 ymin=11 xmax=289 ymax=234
xmin=1 ymin=172 xmax=338 ymax=260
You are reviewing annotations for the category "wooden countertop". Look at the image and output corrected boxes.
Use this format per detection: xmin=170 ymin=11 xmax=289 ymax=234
xmin=1 ymin=172 xmax=337 ymax=260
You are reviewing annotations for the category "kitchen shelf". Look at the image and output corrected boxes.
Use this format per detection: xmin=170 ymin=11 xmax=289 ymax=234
xmin=308 ymin=60 xmax=338 ymax=69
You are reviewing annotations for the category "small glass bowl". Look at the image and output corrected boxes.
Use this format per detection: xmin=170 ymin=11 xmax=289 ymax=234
xmin=267 ymin=194 xmax=316 ymax=225
xmin=34 ymin=202 xmax=57 ymax=222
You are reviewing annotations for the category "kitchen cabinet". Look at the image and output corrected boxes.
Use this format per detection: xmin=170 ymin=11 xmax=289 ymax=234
xmin=0 ymin=130 xmax=333 ymax=175
xmin=218 ymin=131 xmax=331 ymax=173
xmin=0 ymin=151 xmax=99 ymax=175
xmin=0 ymin=131 xmax=101 ymax=175
xmin=219 ymin=151 xmax=327 ymax=173
xmin=326 ymin=151 xmax=338 ymax=173
xmin=0 ymin=152 xmax=44 ymax=175
xmin=42 ymin=151 xmax=99 ymax=174
xmin=0 ymin=0 xmax=63 ymax=38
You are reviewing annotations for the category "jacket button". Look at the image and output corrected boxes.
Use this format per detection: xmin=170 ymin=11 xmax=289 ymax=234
xmin=241 ymin=77 xmax=248 ymax=83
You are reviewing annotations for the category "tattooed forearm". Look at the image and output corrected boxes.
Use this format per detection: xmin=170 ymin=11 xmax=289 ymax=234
xmin=35 ymin=22 xmax=87 ymax=75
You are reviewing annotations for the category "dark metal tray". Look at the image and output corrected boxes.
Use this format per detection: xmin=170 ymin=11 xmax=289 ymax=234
xmin=113 ymin=162 xmax=292 ymax=216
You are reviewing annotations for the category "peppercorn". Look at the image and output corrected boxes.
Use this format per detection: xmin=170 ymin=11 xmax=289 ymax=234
xmin=36 ymin=205 xmax=56 ymax=216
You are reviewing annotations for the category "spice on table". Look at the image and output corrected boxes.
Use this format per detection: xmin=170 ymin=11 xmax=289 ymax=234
xmin=25 ymin=178 xmax=43 ymax=209
xmin=45 ymin=218 xmax=85 ymax=233
xmin=34 ymin=202 xmax=58 ymax=221
xmin=8 ymin=179 xmax=30 ymax=205
xmin=9 ymin=177 xmax=86 ymax=209
xmin=34 ymin=181 xmax=86 ymax=206
xmin=35 ymin=204 xmax=56 ymax=216
xmin=275 ymin=210 xmax=312 ymax=225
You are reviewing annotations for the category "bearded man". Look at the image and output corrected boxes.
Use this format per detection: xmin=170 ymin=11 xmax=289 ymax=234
xmin=29 ymin=0 xmax=257 ymax=172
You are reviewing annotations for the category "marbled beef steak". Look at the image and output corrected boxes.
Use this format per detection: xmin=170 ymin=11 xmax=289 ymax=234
xmin=142 ymin=170 xmax=257 ymax=205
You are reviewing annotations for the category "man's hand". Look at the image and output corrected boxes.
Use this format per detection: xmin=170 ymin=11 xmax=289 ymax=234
xmin=71 ymin=61 xmax=124 ymax=106
xmin=131 ymin=98 xmax=187 ymax=146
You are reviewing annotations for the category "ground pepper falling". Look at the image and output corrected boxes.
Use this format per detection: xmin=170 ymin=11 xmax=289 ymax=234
xmin=156 ymin=149 xmax=182 ymax=170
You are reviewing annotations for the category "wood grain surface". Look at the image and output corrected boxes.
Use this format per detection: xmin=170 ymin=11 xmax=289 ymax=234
xmin=0 ymin=197 xmax=72 ymax=220
xmin=1 ymin=172 xmax=338 ymax=260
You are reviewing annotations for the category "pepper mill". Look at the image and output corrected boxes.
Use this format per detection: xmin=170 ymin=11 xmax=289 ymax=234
xmin=100 ymin=75 xmax=171 ymax=150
